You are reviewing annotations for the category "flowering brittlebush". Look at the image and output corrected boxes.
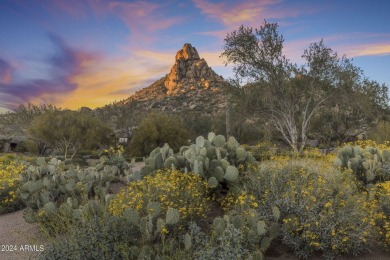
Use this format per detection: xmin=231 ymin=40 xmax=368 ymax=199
xmin=343 ymin=140 xmax=390 ymax=150
xmin=220 ymin=191 xmax=258 ymax=217
xmin=109 ymin=169 xmax=211 ymax=222
xmin=0 ymin=155 xmax=26 ymax=213
xmin=375 ymin=181 xmax=390 ymax=248
xmin=242 ymin=157 xmax=381 ymax=258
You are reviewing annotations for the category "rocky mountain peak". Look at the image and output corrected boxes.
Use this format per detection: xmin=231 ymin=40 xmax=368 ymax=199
xmin=164 ymin=43 xmax=223 ymax=95
xmin=175 ymin=43 xmax=200 ymax=61
xmin=119 ymin=43 xmax=227 ymax=115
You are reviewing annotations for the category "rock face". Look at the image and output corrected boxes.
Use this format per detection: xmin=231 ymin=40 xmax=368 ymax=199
xmin=164 ymin=43 xmax=223 ymax=95
xmin=119 ymin=43 xmax=228 ymax=115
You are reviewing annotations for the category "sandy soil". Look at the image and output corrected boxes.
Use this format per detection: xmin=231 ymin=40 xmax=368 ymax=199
xmin=0 ymin=209 xmax=45 ymax=260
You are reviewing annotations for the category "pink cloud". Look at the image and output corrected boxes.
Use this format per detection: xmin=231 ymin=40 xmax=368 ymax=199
xmin=0 ymin=33 xmax=102 ymax=110
xmin=0 ymin=59 xmax=14 ymax=84
xmin=283 ymin=33 xmax=390 ymax=65
xmin=192 ymin=0 xmax=312 ymax=28
xmin=109 ymin=1 xmax=182 ymax=46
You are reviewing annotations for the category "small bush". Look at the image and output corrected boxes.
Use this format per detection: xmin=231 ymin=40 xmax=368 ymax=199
xmin=242 ymin=158 xmax=379 ymax=259
xmin=101 ymin=145 xmax=129 ymax=172
xmin=109 ymin=169 xmax=211 ymax=222
xmin=40 ymin=214 xmax=142 ymax=260
xmin=129 ymin=111 xmax=190 ymax=157
xmin=375 ymin=181 xmax=390 ymax=249
xmin=179 ymin=111 xmax=213 ymax=139
xmin=0 ymin=155 xmax=26 ymax=214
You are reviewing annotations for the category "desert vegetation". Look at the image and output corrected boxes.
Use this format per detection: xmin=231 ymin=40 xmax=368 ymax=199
xmin=0 ymin=21 xmax=389 ymax=259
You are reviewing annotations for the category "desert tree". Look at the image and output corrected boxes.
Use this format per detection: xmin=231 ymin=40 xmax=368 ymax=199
xmin=221 ymin=21 xmax=389 ymax=153
xmin=0 ymin=103 xmax=60 ymax=136
xmin=29 ymin=110 xmax=112 ymax=159
xmin=130 ymin=111 xmax=190 ymax=157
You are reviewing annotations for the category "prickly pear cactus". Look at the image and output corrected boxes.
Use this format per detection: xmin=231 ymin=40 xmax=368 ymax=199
xmin=138 ymin=133 xmax=257 ymax=187
xmin=337 ymin=144 xmax=390 ymax=184
xmin=19 ymin=155 xmax=128 ymax=221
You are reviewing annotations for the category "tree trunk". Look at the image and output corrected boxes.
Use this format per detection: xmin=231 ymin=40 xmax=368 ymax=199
xmin=64 ymin=144 xmax=69 ymax=160
xmin=226 ymin=93 xmax=232 ymax=139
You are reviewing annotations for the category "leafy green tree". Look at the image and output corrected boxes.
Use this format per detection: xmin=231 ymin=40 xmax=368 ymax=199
xmin=221 ymin=21 xmax=389 ymax=152
xmin=312 ymin=77 xmax=389 ymax=145
xmin=130 ymin=111 xmax=190 ymax=157
xmin=367 ymin=120 xmax=390 ymax=143
xmin=29 ymin=110 xmax=112 ymax=159
xmin=0 ymin=103 xmax=60 ymax=136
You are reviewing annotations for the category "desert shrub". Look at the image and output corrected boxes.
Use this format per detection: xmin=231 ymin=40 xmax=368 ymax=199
xmin=34 ymin=199 xmax=106 ymax=238
xmin=179 ymin=111 xmax=213 ymax=139
xmin=186 ymin=221 xmax=249 ymax=260
xmin=101 ymin=145 xmax=129 ymax=172
xmin=29 ymin=110 xmax=113 ymax=159
xmin=343 ymin=139 xmax=390 ymax=150
xmin=0 ymin=154 xmax=26 ymax=214
xmin=220 ymin=191 xmax=259 ymax=216
xmin=129 ymin=111 xmax=190 ymax=157
xmin=40 ymin=213 xmax=142 ymax=260
xmin=375 ymin=181 xmax=390 ymax=249
xmin=367 ymin=120 xmax=390 ymax=144
xmin=243 ymin=141 xmax=277 ymax=161
xmin=242 ymin=158 xmax=379 ymax=259
xmin=109 ymin=169 xmax=211 ymax=222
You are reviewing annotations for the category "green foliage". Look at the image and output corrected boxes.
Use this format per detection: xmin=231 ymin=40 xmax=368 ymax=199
xmin=0 ymin=103 xmax=60 ymax=138
xmin=0 ymin=155 xmax=26 ymax=214
xmin=242 ymin=158 xmax=379 ymax=259
xmin=166 ymin=207 xmax=180 ymax=225
xmin=222 ymin=20 xmax=389 ymax=153
xmin=179 ymin=111 xmax=213 ymax=139
xmin=129 ymin=111 xmax=190 ymax=157
xmin=336 ymin=144 xmax=390 ymax=184
xmin=40 ymin=214 xmax=142 ymax=260
xmin=138 ymin=133 xmax=256 ymax=189
xmin=29 ymin=110 xmax=112 ymax=159
xmin=109 ymin=169 xmax=210 ymax=223
xmin=19 ymin=155 xmax=133 ymax=223
xmin=368 ymin=120 xmax=390 ymax=143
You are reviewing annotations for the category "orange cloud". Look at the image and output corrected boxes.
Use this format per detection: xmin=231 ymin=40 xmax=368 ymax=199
xmin=343 ymin=43 xmax=390 ymax=57
xmin=55 ymin=49 xmax=174 ymax=109
xmin=54 ymin=45 xmax=228 ymax=110
xmin=193 ymin=0 xmax=278 ymax=26
xmin=193 ymin=0 xmax=313 ymax=29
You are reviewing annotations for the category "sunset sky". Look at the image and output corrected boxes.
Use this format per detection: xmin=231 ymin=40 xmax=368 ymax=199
xmin=1 ymin=0 xmax=389 ymax=113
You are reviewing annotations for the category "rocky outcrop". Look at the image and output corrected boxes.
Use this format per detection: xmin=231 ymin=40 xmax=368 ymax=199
xmin=164 ymin=43 xmax=223 ymax=95
xmin=118 ymin=43 xmax=228 ymax=115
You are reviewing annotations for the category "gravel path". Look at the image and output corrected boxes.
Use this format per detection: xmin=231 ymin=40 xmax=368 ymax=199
xmin=0 ymin=209 xmax=45 ymax=260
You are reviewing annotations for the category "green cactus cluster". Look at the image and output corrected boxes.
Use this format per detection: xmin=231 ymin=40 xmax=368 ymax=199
xmin=336 ymin=145 xmax=390 ymax=184
xmin=20 ymin=156 xmax=135 ymax=222
xmin=121 ymin=203 xmax=181 ymax=244
xmin=184 ymin=208 xmax=278 ymax=259
xmin=139 ymin=133 xmax=256 ymax=187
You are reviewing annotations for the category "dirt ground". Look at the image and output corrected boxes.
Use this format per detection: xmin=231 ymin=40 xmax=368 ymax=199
xmin=0 ymin=209 xmax=45 ymax=260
